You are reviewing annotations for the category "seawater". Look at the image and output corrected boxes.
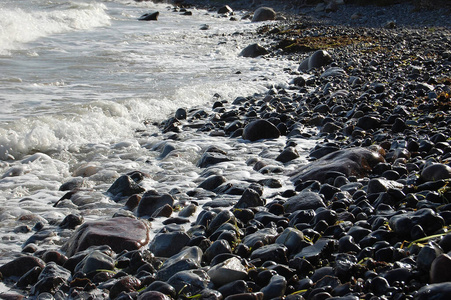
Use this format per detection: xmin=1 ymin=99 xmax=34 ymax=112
xmin=0 ymin=0 xmax=308 ymax=281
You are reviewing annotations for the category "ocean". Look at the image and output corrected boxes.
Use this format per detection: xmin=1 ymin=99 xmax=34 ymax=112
xmin=0 ymin=0 xmax=304 ymax=274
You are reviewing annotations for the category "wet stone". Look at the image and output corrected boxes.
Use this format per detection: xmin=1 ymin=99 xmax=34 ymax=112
xmin=242 ymin=119 xmax=280 ymax=142
xmin=30 ymin=262 xmax=71 ymax=296
xmin=149 ymin=231 xmax=190 ymax=258
xmin=166 ymin=270 xmax=209 ymax=296
xmin=283 ymin=191 xmax=326 ymax=213
xmin=207 ymin=257 xmax=248 ymax=287
xmin=137 ymin=193 xmax=174 ymax=218
xmin=74 ymin=249 xmax=114 ymax=275
xmin=62 ymin=217 xmax=150 ymax=257
xmin=0 ymin=256 xmax=46 ymax=279
xmin=107 ymin=175 xmax=145 ymax=200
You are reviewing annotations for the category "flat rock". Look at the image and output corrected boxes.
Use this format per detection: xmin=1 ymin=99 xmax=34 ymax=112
xmin=62 ymin=217 xmax=150 ymax=257
xmin=290 ymin=147 xmax=385 ymax=184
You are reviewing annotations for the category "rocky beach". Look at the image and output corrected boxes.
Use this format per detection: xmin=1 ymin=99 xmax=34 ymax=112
xmin=1 ymin=0 xmax=451 ymax=299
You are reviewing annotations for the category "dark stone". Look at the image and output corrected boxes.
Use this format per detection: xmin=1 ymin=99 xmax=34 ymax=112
xmin=298 ymin=50 xmax=332 ymax=71
xmin=59 ymin=214 xmax=84 ymax=230
xmin=204 ymin=240 xmax=232 ymax=263
xmin=174 ymin=108 xmax=186 ymax=120
xmin=276 ymin=147 xmax=299 ymax=163
xmin=107 ymin=175 xmax=145 ymax=199
xmin=30 ymin=262 xmax=71 ymax=296
xmin=141 ymin=281 xmax=176 ymax=298
xmin=295 ymin=238 xmax=336 ymax=264
xmin=242 ymin=119 xmax=280 ymax=142
xmin=138 ymin=291 xmax=171 ymax=300
xmin=166 ymin=270 xmax=209 ymax=295
xmin=137 ymin=193 xmax=174 ymax=218
xmin=109 ymin=276 xmax=141 ymax=299
xmin=389 ymin=208 xmax=444 ymax=239
xmin=218 ymin=5 xmax=233 ymax=14
xmin=290 ymin=147 xmax=385 ymax=184
xmin=0 ymin=256 xmax=46 ymax=279
xmin=250 ymin=243 xmax=288 ymax=264
xmin=217 ymin=280 xmax=249 ymax=298
xmin=138 ymin=11 xmax=159 ymax=21
xmin=414 ymin=282 xmax=451 ymax=300
xmin=149 ymin=231 xmax=190 ymax=258
xmin=430 ymin=254 xmax=451 ymax=283
xmin=421 ymin=163 xmax=451 ymax=181
xmin=198 ymin=175 xmax=227 ymax=191
xmin=62 ymin=217 xmax=150 ymax=257
xmin=74 ymin=249 xmax=114 ymax=275
xmin=234 ymin=188 xmax=265 ymax=209
xmin=197 ymin=152 xmax=231 ymax=168
xmin=252 ymin=7 xmax=276 ymax=22
xmin=240 ymin=44 xmax=269 ymax=58
xmin=260 ymin=275 xmax=286 ymax=300
xmin=283 ymin=191 xmax=325 ymax=213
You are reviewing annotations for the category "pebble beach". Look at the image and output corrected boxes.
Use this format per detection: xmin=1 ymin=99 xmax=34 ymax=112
xmin=1 ymin=0 xmax=451 ymax=299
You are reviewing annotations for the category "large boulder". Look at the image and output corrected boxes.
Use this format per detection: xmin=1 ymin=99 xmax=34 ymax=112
xmin=298 ymin=50 xmax=332 ymax=71
xmin=290 ymin=147 xmax=385 ymax=183
xmin=62 ymin=217 xmax=150 ymax=257
xmin=242 ymin=119 xmax=280 ymax=142
xmin=252 ymin=7 xmax=276 ymax=22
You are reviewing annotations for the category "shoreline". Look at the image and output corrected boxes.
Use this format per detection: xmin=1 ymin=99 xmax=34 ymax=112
xmin=1 ymin=1 xmax=451 ymax=299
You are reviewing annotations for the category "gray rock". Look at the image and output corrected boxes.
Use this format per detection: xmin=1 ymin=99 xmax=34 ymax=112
xmin=367 ymin=178 xmax=404 ymax=194
xmin=218 ymin=5 xmax=233 ymax=15
xmin=243 ymin=227 xmax=278 ymax=248
xmin=252 ymin=7 xmax=276 ymax=22
xmin=276 ymin=147 xmax=299 ymax=163
xmin=197 ymin=152 xmax=231 ymax=168
xmin=320 ymin=67 xmax=347 ymax=78
xmin=198 ymin=175 xmax=227 ymax=191
xmin=207 ymin=257 xmax=248 ymax=287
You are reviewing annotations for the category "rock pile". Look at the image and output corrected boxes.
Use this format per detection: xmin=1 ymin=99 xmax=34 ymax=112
xmin=1 ymin=1 xmax=451 ymax=300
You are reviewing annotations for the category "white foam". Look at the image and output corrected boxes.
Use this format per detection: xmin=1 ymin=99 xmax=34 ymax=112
xmin=0 ymin=1 xmax=110 ymax=54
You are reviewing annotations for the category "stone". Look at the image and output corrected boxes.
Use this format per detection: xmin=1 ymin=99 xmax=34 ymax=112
xmin=109 ymin=276 xmax=141 ymax=299
xmin=260 ymin=275 xmax=286 ymax=300
xmin=276 ymin=147 xmax=299 ymax=163
xmin=283 ymin=191 xmax=326 ymax=213
xmin=197 ymin=152 xmax=231 ymax=168
xmin=138 ymin=11 xmax=159 ymax=21
xmin=74 ymin=250 xmax=114 ymax=275
xmin=0 ymin=256 xmax=45 ymax=279
xmin=430 ymin=253 xmax=451 ymax=283
xmin=389 ymin=208 xmax=444 ymax=239
xmin=62 ymin=217 xmax=150 ymax=257
xmin=138 ymin=291 xmax=171 ymax=300
xmin=166 ymin=270 xmax=209 ymax=295
xmin=421 ymin=163 xmax=451 ymax=181
xmin=320 ymin=67 xmax=346 ymax=78
xmin=59 ymin=214 xmax=84 ymax=229
xmin=137 ymin=193 xmax=174 ymax=218
xmin=415 ymin=282 xmax=451 ymax=300
xmin=250 ymin=243 xmax=288 ymax=264
xmin=252 ymin=7 xmax=276 ymax=22
xmin=242 ymin=119 xmax=280 ymax=142
xmin=207 ymin=257 xmax=247 ymax=287
xmin=30 ymin=262 xmax=71 ymax=296
xmin=295 ymin=239 xmax=336 ymax=264
xmin=243 ymin=227 xmax=278 ymax=248
xmin=149 ymin=231 xmax=190 ymax=258
xmin=290 ymin=147 xmax=385 ymax=184
xmin=198 ymin=175 xmax=227 ymax=191
xmin=234 ymin=188 xmax=265 ymax=209
xmin=218 ymin=5 xmax=233 ymax=15
xmin=298 ymin=50 xmax=332 ymax=71
xmin=107 ymin=175 xmax=145 ymax=199
xmin=240 ymin=44 xmax=269 ymax=58
xmin=141 ymin=281 xmax=176 ymax=298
